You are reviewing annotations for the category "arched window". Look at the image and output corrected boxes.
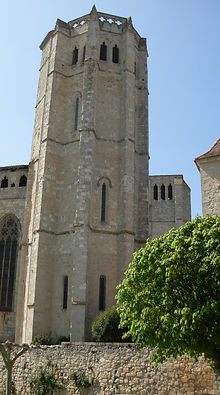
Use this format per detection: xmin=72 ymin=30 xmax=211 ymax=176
xmin=19 ymin=175 xmax=27 ymax=187
xmin=1 ymin=176 xmax=8 ymax=188
xmin=153 ymin=184 xmax=158 ymax=200
xmin=63 ymin=275 xmax=68 ymax=310
xmin=112 ymin=45 xmax=119 ymax=63
xmin=100 ymin=42 xmax=107 ymax=61
xmin=168 ymin=184 xmax=173 ymax=200
xmin=82 ymin=45 xmax=86 ymax=62
xmin=0 ymin=216 xmax=19 ymax=311
xmin=74 ymin=97 xmax=79 ymax=131
xmin=161 ymin=184 xmax=165 ymax=200
xmin=99 ymin=275 xmax=106 ymax=311
xmin=101 ymin=183 xmax=106 ymax=222
xmin=72 ymin=47 xmax=78 ymax=65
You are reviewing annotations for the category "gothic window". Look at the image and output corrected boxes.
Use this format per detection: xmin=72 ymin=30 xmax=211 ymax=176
xmin=1 ymin=177 xmax=8 ymax=188
xmin=19 ymin=175 xmax=27 ymax=187
xmin=101 ymin=183 xmax=106 ymax=222
xmin=112 ymin=45 xmax=119 ymax=63
xmin=72 ymin=47 xmax=78 ymax=65
xmin=99 ymin=275 xmax=106 ymax=311
xmin=63 ymin=275 xmax=68 ymax=310
xmin=74 ymin=97 xmax=79 ymax=131
xmin=168 ymin=184 xmax=173 ymax=200
xmin=161 ymin=184 xmax=165 ymax=200
xmin=100 ymin=42 xmax=107 ymax=61
xmin=0 ymin=216 xmax=19 ymax=311
xmin=82 ymin=45 xmax=86 ymax=62
xmin=153 ymin=184 xmax=158 ymax=200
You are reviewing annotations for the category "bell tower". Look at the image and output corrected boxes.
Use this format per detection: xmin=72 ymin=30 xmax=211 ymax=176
xmin=15 ymin=6 xmax=149 ymax=343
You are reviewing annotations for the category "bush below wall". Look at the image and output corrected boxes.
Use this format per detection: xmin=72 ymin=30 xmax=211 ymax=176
xmin=0 ymin=343 xmax=214 ymax=394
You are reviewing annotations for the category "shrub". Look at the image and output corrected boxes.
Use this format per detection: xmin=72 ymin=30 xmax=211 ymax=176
xmin=92 ymin=306 xmax=131 ymax=342
xmin=32 ymin=334 xmax=53 ymax=346
xmin=70 ymin=369 xmax=92 ymax=388
xmin=29 ymin=361 xmax=64 ymax=395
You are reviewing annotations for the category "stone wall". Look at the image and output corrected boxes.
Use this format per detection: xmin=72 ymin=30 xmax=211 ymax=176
xmin=198 ymin=157 xmax=220 ymax=216
xmin=0 ymin=343 xmax=214 ymax=394
xmin=0 ymin=165 xmax=28 ymax=341
xmin=149 ymin=175 xmax=191 ymax=238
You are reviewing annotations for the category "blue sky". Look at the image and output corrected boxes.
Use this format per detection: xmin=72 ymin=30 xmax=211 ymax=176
xmin=0 ymin=0 xmax=219 ymax=218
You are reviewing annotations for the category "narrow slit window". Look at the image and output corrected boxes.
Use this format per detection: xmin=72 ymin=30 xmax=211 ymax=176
xmin=72 ymin=47 xmax=78 ymax=65
xmin=161 ymin=184 xmax=165 ymax=200
xmin=168 ymin=184 xmax=173 ymax=200
xmin=153 ymin=184 xmax=158 ymax=200
xmin=112 ymin=45 xmax=119 ymax=63
xmin=100 ymin=42 xmax=107 ymax=61
xmin=82 ymin=45 xmax=86 ymax=62
xmin=1 ymin=177 xmax=8 ymax=188
xmin=74 ymin=97 xmax=79 ymax=131
xmin=63 ymin=275 xmax=68 ymax=310
xmin=99 ymin=275 xmax=106 ymax=311
xmin=0 ymin=217 xmax=19 ymax=311
xmin=19 ymin=175 xmax=27 ymax=187
xmin=101 ymin=183 xmax=106 ymax=222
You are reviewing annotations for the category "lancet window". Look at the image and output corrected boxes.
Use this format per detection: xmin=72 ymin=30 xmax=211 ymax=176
xmin=101 ymin=183 xmax=106 ymax=222
xmin=0 ymin=216 xmax=19 ymax=311
xmin=74 ymin=97 xmax=79 ymax=131
xmin=72 ymin=47 xmax=78 ymax=65
xmin=63 ymin=275 xmax=68 ymax=310
xmin=100 ymin=42 xmax=107 ymax=61
xmin=161 ymin=184 xmax=165 ymax=200
xmin=82 ymin=45 xmax=86 ymax=62
xmin=99 ymin=275 xmax=106 ymax=311
xmin=153 ymin=184 xmax=158 ymax=200
xmin=168 ymin=184 xmax=173 ymax=200
xmin=19 ymin=175 xmax=27 ymax=187
xmin=112 ymin=45 xmax=119 ymax=63
xmin=1 ymin=176 xmax=8 ymax=188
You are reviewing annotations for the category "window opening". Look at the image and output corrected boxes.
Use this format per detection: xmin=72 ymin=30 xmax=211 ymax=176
xmin=99 ymin=275 xmax=106 ymax=311
xmin=11 ymin=183 xmax=15 ymax=188
xmin=1 ymin=177 xmax=8 ymax=188
xmin=100 ymin=42 xmax=107 ymax=61
xmin=82 ymin=45 xmax=86 ymax=62
xmin=72 ymin=47 xmax=78 ymax=65
xmin=168 ymin=184 xmax=173 ymax=200
xmin=153 ymin=184 xmax=158 ymax=200
xmin=101 ymin=183 xmax=106 ymax=222
xmin=74 ymin=97 xmax=79 ymax=131
xmin=19 ymin=175 xmax=27 ymax=187
xmin=63 ymin=276 xmax=68 ymax=309
xmin=0 ymin=217 xmax=19 ymax=311
xmin=112 ymin=45 xmax=119 ymax=63
xmin=161 ymin=184 xmax=165 ymax=200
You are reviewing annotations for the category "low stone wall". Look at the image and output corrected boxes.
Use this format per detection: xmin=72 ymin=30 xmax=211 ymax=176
xmin=0 ymin=343 xmax=214 ymax=394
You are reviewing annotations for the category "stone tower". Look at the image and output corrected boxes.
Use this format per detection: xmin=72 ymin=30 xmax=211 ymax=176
xmin=15 ymin=6 xmax=149 ymax=343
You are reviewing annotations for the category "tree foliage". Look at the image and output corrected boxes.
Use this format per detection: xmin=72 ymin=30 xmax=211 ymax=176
xmin=92 ymin=306 xmax=131 ymax=342
xmin=116 ymin=216 xmax=220 ymax=371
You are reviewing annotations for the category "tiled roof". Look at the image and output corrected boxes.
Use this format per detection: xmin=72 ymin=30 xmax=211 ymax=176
xmin=195 ymin=138 xmax=220 ymax=170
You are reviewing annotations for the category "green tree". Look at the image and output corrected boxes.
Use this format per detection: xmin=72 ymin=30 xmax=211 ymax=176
xmin=92 ymin=306 xmax=131 ymax=342
xmin=116 ymin=216 xmax=220 ymax=375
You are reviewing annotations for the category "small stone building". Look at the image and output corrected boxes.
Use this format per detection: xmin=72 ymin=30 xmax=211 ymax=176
xmin=195 ymin=137 xmax=220 ymax=216
xmin=0 ymin=7 xmax=191 ymax=344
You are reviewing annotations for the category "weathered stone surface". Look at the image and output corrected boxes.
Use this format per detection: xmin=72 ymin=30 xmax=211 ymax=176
xmin=0 ymin=343 xmax=214 ymax=394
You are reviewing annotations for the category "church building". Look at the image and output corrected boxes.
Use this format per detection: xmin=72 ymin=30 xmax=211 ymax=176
xmin=0 ymin=7 xmax=191 ymax=343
